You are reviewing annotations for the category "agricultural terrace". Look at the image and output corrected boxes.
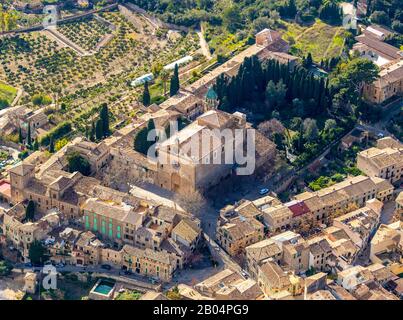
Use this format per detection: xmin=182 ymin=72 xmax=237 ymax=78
xmin=0 ymin=8 xmax=200 ymax=132
xmin=284 ymin=19 xmax=347 ymax=62
xmin=0 ymin=81 xmax=18 ymax=107
xmin=57 ymin=16 xmax=112 ymax=52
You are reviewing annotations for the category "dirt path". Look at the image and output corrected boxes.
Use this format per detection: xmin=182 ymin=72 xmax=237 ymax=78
xmin=197 ymin=24 xmax=212 ymax=60
xmin=45 ymin=27 xmax=89 ymax=56
xmin=11 ymin=88 xmax=23 ymax=107
xmin=323 ymin=27 xmax=342 ymax=59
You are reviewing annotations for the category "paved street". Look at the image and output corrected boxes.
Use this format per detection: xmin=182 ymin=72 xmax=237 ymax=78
xmin=380 ymin=201 xmax=396 ymax=225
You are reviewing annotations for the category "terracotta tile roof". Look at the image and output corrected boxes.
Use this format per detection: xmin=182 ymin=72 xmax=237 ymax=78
xmin=8 ymin=163 xmax=34 ymax=176
xmin=259 ymin=261 xmax=290 ymax=288
xmin=81 ymin=198 xmax=144 ymax=226
xmin=172 ymin=219 xmax=201 ymax=244
xmin=355 ymin=34 xmax=401 ymax=60
xmin=285 ymin=200 xmax=310 ymax=217
xmin=222 ymin=216 xmax=264 ymax=241
xmin=246 ymin=239 xmax=282 ymax=262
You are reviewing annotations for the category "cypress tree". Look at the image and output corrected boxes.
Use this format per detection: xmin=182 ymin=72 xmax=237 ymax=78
xmin=95 ymin=119 xmax=104 ymax=140
xmin=288 ymin=0 xmax=297 ymax=18
xmin=49 ymin=137 xmax=55 ymax=153
xmin=170 ymin=64 xmax=180 ymax=96
xmin=142 ymin=81 xmax=151 ymax=106
xmin=304 ymin=53 xmax=313 ymax=68
xmin=99 ymin=103 xmax=110 ymax=137
xmin=133 ymin=119 xmax=155 ymax=155
xmin=90 ymin=122 xmax=95 ymax=142
xmin=26 ymin=123 xmax=32 ymax=147
xmin=18 ymin=127 xmax=23 ymax=144
xmin=25 ymin=200 xmax=35 ymax=222
xmin=134 ymin=127 xmax=148 ymax=155
xmin=33 ymin=138 xmax=39 ymax=151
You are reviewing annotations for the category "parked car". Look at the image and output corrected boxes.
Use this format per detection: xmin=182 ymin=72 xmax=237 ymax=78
xmin=101 ymin=264 xmax=112 ymax=270
xmin=259 ymin=188 xmax=269 ymax=195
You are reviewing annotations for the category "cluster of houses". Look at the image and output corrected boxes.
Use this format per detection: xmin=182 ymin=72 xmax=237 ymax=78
xmin=207 ymin=136 xmax=402 ymax=299
xmin=0 ymin=21 xmax=401 ymax=300
xmin=174 ymin=214 xmax=402 ymax=299
xmin=0 ymin=135 xmax=206 ymax=282
xmin=176 ymin=194 xmax=401 ymax=300
xmin=354 ymin=24 xmax=403 ymax=105
xmin=0 ymin=105 xmax=49 ymax=143
xmin=0 ymin=29 xmax=292 ymax=287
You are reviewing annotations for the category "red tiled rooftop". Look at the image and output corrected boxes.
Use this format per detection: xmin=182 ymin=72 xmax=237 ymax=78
xmin=285 ymin=200 xmax=310 ymax=217
xmin=0 ymin=180 xmax=11 ymax=198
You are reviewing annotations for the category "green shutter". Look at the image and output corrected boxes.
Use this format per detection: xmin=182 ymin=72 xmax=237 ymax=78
xmin=108 ymin=223 xmax=113 ymax=238
xmin=101 ymin=220 xmax=106 ymax=234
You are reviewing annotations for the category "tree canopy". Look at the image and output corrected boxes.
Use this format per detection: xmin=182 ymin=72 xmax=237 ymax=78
xmin=330 ymin=58 xmax=379 ymax=105
xmin=169 ymin=64 xmax=180 ymax=97
xmin=28 ymin=240 xmax=47 ymax=266
xmin=67 ymin=152 xmax=91 ymax=176
xmin=25 ymin=200 xmax=35 ymax=222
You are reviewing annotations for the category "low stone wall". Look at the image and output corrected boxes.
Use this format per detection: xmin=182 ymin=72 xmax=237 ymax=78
xmin=0 ymin=3 xmax=118 ymax=36
xmin=92 ymin=272 xmax=162 ymax=292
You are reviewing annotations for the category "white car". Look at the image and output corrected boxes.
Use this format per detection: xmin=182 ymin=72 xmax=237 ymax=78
xmin=259 ymin=188 xmax=269 ymax=195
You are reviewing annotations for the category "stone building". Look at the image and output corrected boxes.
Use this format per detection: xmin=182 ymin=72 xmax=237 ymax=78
xmin=121 ymin=244 xmax=178 ymax=282
xmin=353 ymin=25 xmax=403 ymax=105
xmin=245 ymin=239 xmax=282 ymax=278
xmin=357 ymin=137 xmax=402 ymax=185
xmin=216 ymin=215 xmax=265 ymax=257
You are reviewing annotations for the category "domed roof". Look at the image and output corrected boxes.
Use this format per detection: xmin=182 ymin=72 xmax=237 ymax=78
xmin=206 ymin=86 xmax=218 ymax=100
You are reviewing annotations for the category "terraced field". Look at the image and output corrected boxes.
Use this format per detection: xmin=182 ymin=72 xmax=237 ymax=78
xmin=0 ymin=81 xmax=18 ymax=106
xmin=0 ymin=8 xmax=200 ymax=129
xmin=58 ymin=16 xmax=112 ymax=52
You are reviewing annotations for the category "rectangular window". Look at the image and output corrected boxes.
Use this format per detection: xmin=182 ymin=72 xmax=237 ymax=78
xmin=85 ymin=216 xmax=90 ymax=229
xmin=117 ymin=226 xmax=121 ymax=239
xmin=93 ymin=217 xmax=98 ymax=231
xmin=101 ymin=220 xmax=106 ymax=234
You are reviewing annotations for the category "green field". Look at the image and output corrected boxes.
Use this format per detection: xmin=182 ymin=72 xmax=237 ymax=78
xmin=0 ymin=81 xmax=17 ymax=105
xmin=284 ymin=19 xmax=345 ymax=62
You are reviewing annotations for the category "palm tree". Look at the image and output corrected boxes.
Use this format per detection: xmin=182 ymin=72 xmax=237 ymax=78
xmin=159 ymin=69 xmax=170 ymax=96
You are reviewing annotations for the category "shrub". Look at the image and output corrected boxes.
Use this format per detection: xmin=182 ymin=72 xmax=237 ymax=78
xmin=40 ymin=121 xmax=72 ymax=146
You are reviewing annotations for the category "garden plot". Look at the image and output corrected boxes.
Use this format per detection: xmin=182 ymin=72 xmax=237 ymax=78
xmin=286 ymin=20 xmax=345 ymax=62
xmin=0 ymin=82 xmax=18 ymax=106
